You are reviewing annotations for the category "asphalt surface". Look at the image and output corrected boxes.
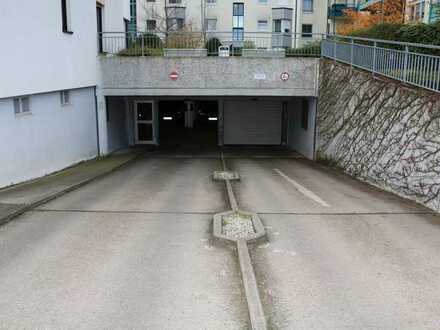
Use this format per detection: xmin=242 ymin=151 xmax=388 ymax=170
xmin=1 ymin=149 xmax=440 ymax=329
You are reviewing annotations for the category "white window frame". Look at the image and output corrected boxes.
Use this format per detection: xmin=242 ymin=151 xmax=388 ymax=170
xmin=13 ymin=97 xmax=31 ymax=116
xmin=60 ymin=90 xmax=70 ymax=106
xmin=303 ymin=0 xmax=314 ymax=13
xmin=206 ymin=18 xmax=217 ymax=31
xmin=257 ymin=20 xmax=268 ymax=31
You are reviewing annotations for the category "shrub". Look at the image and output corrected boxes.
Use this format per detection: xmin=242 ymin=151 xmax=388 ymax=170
xmin=243 ymin=40 xmax=256 ymax=49
xmin=118 ymin=47 xmax=164 ymax=56
xmin=205 ymin=38 xmax=222 ymax=56
xmin=135 ymin=33 xmax=163 ymax=49
xmin=349 ymin=23 xmax=404 ymax=40
xmin=286 ymin=41 xmax=321 ymax=57
xmin=166 ymin=32 xmax=203 ymax=49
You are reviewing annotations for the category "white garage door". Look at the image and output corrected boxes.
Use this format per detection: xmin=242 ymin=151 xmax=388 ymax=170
xmin=223 ymin=100 xmax=282 ymax=145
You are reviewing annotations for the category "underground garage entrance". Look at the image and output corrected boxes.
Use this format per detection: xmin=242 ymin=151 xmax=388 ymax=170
xmin=158 ymin=100 xmax=219 ymax=148
xmin=104 ymin=97 xmax=317 ymax=159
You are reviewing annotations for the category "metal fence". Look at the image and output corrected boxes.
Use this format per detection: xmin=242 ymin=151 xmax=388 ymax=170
xmin=99 ymin=31 xmax=324 ymax=57
xmin=322 ymin=35 xmax=440 ymax=93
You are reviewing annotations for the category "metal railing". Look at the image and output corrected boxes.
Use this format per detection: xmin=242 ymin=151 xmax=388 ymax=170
xmin=98 ymin=31 xmax=324 ymax=57
xmin=322 ymin=35 xmax=440 ymax=93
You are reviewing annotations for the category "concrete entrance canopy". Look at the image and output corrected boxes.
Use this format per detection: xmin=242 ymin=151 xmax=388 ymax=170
xmin=98 ymin=57 xmax=319 ymax=97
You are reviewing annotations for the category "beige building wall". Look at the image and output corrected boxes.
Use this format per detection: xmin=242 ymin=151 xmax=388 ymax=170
xmin=137 ymin=0 xmax=327 ymax=37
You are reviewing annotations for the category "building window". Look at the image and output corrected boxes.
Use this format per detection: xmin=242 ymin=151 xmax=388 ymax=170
xmin=60 ymin=90 xmax=70 ymax=106
xmin=273 ymin=19 xmax=282 ymax=33
xmin=303 ymin=0 xmax=313 ymax=12
xmin=61 ymin=0 xmax=72 ymax=33
xmin=302 ymin=24 xmax=313 ymax=37
xmin=146 ymin=0 xmax=155 ymax=2
xmin=146 ymin=20 xmax=157 ymax=31
xmin=258 ymin=0 xmax=268 ymax=4
xmin=207 ymin=0 xmax=217 ymax=4
xmin=13 ymin=97 xmax=31 ymax=115
xmin=301 ymin=100 xmax=309 ymax=130
xmin=206 ymin=18 xmax=217 ymax=31
xmin=257 ymin=20 xmax=268 ymax=31
xmin=233 ymin=3 xmax=244 ymax=41
xmin=176 ymin=18 xmax=184 ymax=30
xmin=168 ymin=0 xmax=182 ymax=4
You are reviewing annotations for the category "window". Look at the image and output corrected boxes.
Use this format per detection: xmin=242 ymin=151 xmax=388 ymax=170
xmin=206 ymin=18 xmax=217 ymax=31
xmin=259 ymin=0 xmax=268 ymax=4
xmin=13 ymin=97 xmax=31 ymax=115
xmin=301 ymin=100 xmax=309 ymax=130
xmin=273 ymin=19 xmax=281 ymax=32
xmin=168 ymin=0 xmax=182 ymax=4
xmin=233 ymin=3 xmax=244 ymax=41
xmin=60 ymin=90 xmax=70 ymax=106
xmin=302 ymin=24 xmax=313 ymax=37
xmin=176 ymin=18 xmax=184 ymax=30
xmin=146 ymin=20 xmax=156 ymax=31
xmin=146 ymin=0 xmax=155 ymax=2
xmin=258 ymin=20 xmax=268 ymax=31
xmin=207 ymin=0 xmax=217 ymax=4
xmin=61 ymin=0 xmax=72 ymax=33
xmin=303 ymin=0 xmax=313 ymax=12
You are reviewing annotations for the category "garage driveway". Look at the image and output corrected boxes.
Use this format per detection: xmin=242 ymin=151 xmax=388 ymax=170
xmin=226 ymin=157 xmax=440 ymax=329
xmin=0 ymin=148 xmax=440 ymax=329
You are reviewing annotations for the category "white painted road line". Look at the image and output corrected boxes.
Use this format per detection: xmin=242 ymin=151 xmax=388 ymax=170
xmin=273 ymin=169 xmax=331 ymax=207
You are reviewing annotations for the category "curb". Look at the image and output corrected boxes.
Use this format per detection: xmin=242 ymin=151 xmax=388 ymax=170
xmin=0 ymin=154 xmax=141 ymax=226
xmin=237 ymin=239 xmax=267 ymax=330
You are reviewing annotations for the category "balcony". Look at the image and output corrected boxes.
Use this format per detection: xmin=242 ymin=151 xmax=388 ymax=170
xmin=272 ymin=7 xmax=293 ymax=20
xmin=328 ymin=3 xmax=358 ymax=18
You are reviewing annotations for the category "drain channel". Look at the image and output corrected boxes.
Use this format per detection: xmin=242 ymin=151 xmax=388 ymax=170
xmin=213 ymin=151 xmax=267 ymax=330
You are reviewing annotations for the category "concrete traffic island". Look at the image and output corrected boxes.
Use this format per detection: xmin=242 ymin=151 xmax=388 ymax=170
xmin=212 ymin=152 xmax=267 ymax=330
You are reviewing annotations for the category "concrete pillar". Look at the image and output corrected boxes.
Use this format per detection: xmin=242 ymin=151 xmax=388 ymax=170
xmin=218 ymin=100 xmax=224 ymax=146
xmin=96 ymin=91 xmax=109 ymax=156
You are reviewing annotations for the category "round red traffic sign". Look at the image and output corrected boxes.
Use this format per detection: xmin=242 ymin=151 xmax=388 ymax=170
xmin=280 ymin=72 xmax=290 ymax=81
xmin=169 ymin=71 xmax=179 ymax=81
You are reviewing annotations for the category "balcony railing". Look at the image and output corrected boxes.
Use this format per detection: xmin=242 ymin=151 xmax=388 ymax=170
xmin=322 ymin=35 xmax=440 ymax=93
xmin=98 ymin=31 xmax=324 ymax=57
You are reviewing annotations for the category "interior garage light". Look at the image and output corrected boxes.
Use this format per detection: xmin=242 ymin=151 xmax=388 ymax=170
xmin=208 ymin=117 xmax=218 ymax=121
xmin=163 ymin=116 xmax=173 ymax=120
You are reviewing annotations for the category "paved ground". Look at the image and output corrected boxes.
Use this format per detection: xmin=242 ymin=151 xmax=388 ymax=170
xmin=0 ymin=149 xmax=139 ymax=225
xmin=0 ymin=149 xmax=439 ymax=329
xmin=227 ymin=157 xmax=440 ymax=329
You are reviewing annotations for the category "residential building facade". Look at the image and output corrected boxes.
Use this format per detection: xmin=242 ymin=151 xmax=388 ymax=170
xmin=0 ymin=0 xmax=130 ymax=188
xmin=405 ymin=0 xmax=440 ymax=23
xmin=137 ymin=0 xmax=327 ymax=40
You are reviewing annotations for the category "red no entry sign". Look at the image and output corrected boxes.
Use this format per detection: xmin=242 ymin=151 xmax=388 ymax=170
xmin=169 ymin=71 xmax=179 ymax=81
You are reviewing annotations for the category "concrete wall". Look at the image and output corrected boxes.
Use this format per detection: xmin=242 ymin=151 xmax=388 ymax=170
xmin=99 ymin=57 xmax=319 ymax=97
xmin=106 ymin=97 xmax=129 ymax=153
xmin=317 ymin=60 xmax=440 ymax=212
xmin=0 ymin=0 xmax=130 ymax=99
xmin=0 ymin=88 xmax=98 ymax=188
xmin=287 ymin=97 xmax=316 ymax=159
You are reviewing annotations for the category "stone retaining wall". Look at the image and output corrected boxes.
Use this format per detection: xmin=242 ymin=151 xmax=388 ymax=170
xmin=317 ymin=59 xmax=440 ymax=212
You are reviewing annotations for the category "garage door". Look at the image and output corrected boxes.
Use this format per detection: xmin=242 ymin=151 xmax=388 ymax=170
xmin=223 ymin=100 xmax=282 ymax=145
